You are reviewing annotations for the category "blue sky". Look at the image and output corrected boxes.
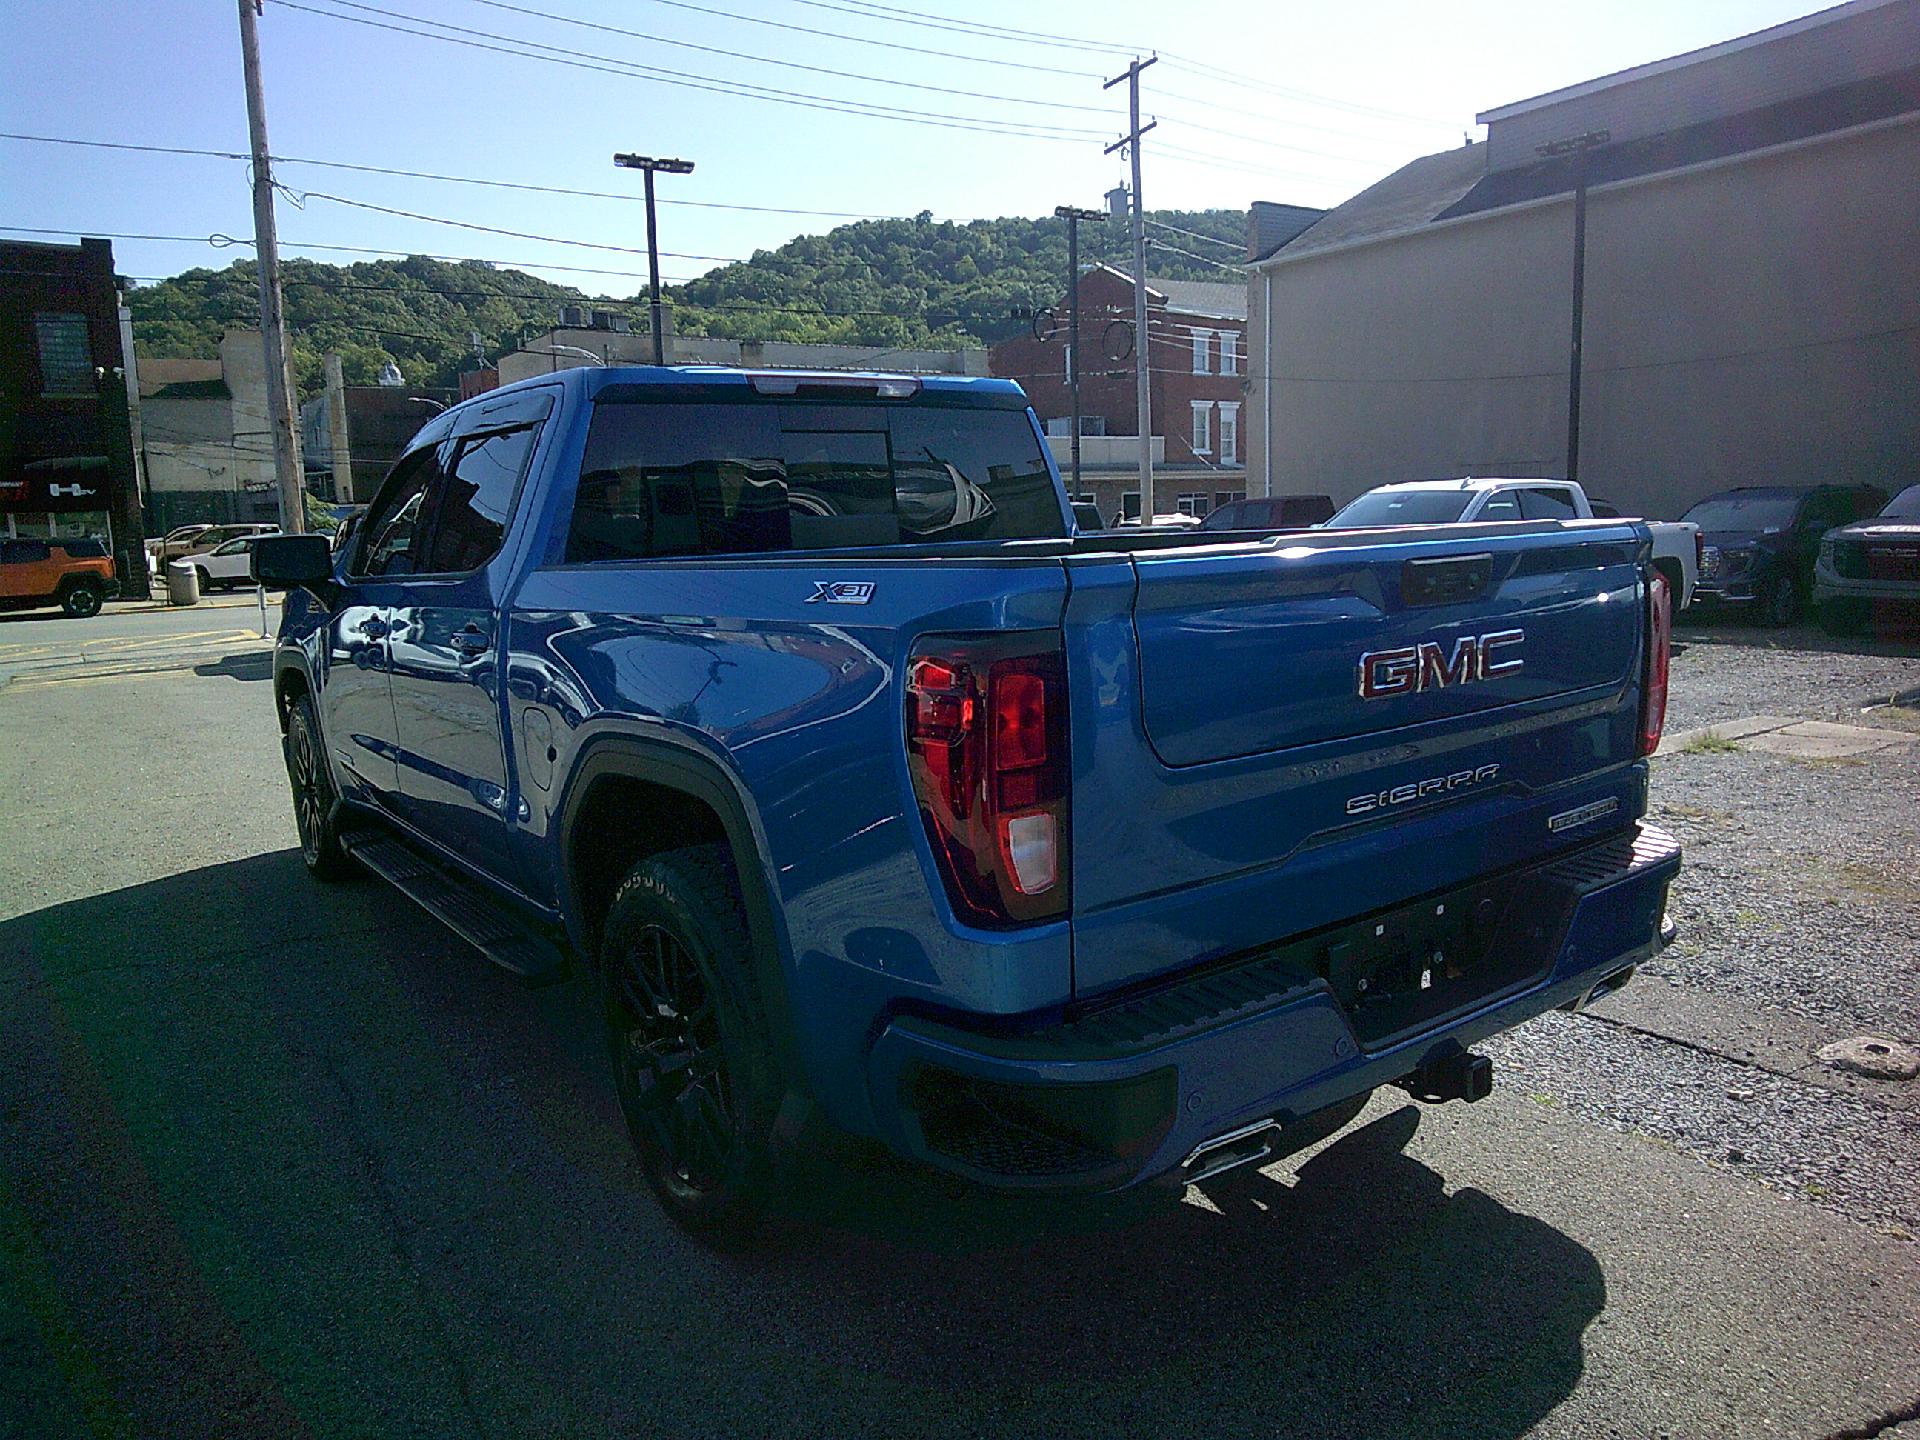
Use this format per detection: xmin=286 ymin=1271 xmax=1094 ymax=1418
xmin=2 ymin=0 xmax=1834 ymax=299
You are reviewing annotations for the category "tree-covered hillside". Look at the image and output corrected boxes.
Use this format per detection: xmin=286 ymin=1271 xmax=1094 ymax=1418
xmin=124 ymin=208 xmax=1245 ymax=394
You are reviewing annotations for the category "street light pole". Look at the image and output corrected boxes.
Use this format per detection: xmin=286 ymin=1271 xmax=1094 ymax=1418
xmin=1538 ymin=129 xmax=1610 ymax=487
xmin=1054 ymin=205 xmax=1107 ymax=500
xmin=613 ymin=153 xmax=695 ymax=366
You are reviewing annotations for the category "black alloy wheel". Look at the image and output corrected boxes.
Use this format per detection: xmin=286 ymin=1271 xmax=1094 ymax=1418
xmin=598 ymin=844 xmax=780 ymax=1243
xmin=283 ymin=693 xmax=355 ymax=880
xmin=608 ymin=924 xmax=737 ymax=1201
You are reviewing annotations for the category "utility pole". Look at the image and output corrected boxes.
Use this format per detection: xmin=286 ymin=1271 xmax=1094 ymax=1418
xmin=236 ymin=0 xmax=305 ymax=533
xmin=613 ymin=153 xmax=695 ymax=365
xmin=1538 ymin=129 xmax=1609 ymax=487
xmin=1054 ymin=205 xmax=1106 ymax=500
xmin=1105 ymin=57 xmax=1158 ymax=518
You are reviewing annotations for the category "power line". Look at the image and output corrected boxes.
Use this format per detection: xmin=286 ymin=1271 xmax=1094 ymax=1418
xmin=625 ymin=0 xmax=1102 ymax=77
xmin=0 ymin=132 xmax=907 ymax=219
xmin=775 ymin=0 xmax=1137 ymax=56
xmin=284 ymin=0 xmax=1106 ymax=141
xmin=287 ymin=191 xmax=747 ymax=262
xmin=455 ymin=0 xmax=1117 ymax=114
xmin=1143 ymin=218 xmax=1242 ymax=251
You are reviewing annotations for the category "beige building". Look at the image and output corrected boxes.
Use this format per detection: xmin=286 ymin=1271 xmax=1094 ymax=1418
xmin=137 ymin=329 xmax=280 ymax=530
xmin=1246 ymin=0 xmax=1920 ymax=519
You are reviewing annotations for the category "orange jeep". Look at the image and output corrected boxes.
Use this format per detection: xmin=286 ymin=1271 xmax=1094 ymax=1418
xmin=0 ymin=537 xmax=117 ymax=618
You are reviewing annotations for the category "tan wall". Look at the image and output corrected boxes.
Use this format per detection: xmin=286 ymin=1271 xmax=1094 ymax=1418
xmin=1250 ymin=118 xmax=1920 ymax=518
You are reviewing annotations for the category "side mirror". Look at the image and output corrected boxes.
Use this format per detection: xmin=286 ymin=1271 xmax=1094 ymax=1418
xmin=251 ymin=533 xmax=335 ymax=591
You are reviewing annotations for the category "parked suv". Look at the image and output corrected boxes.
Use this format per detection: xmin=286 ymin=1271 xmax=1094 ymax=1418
xmin=254 ymin=366 xmax=1679 ymax=1243
xmin=149 ymin=523 xmax=278 ymax=578
xmin=1813 ymin=484 xmax=1920 ymax=634
xmin=0 ymin=537 xmax=116 ymax=618
xmin=1685 ymin=484 xmax=1886 ymax=625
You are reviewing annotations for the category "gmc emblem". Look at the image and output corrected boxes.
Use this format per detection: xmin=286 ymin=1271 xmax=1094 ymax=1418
xmin=1357 ymin=629 xmax=1524 ymax=699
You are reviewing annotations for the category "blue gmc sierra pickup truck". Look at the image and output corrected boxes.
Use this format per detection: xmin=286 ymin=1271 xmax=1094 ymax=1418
xmin=253 ymin=365 xmax=1680 ymax=1242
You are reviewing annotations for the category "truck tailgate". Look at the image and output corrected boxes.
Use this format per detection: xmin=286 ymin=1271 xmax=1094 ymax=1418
xmin=1064 ymin=522 xmax=1651 ymax=998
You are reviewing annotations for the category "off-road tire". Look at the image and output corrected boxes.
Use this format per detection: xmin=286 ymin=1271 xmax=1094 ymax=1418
xmin=599 ymin=843 xmax=782 ymax=1245
xmin=58 ymin=581 xmax=104 ymax=618
xmin=283 ymin=692 xmax=356 ymax=880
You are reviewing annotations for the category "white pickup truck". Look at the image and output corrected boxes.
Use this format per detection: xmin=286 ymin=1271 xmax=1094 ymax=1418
xmin=1326 ymin=478 xmax=1699 ymax=609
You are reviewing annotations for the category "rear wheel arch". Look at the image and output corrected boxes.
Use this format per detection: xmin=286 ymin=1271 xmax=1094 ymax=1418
xmin=555 ymin=739 xmax=795 ymax=1039
xmin=1651 ymin=557 xmax=1684 ymax=603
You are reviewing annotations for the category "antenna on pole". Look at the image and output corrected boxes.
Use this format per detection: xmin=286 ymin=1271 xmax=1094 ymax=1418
xmin=1105 ymin=56 xmax=1158 ymax=519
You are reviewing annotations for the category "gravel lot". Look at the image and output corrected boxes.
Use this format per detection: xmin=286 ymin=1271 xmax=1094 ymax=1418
xmin=1489 ymin=625 xmax=1920 ymax=1238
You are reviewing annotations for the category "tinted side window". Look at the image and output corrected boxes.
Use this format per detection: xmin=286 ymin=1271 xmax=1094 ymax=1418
xmin=1520 ymin=487 xmax=1579 ymax=520
xmin=566 ymin=400 xmax=1063 ymax=562
xmin=352 ymin=448 xmax=444 ymax=577
xmin=3 ymin=540 xmax=52 ymax=564
xmin=422 ymin=425 xmax=539 ymax=574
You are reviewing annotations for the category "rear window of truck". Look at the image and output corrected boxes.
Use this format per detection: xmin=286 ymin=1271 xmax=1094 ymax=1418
xmin=567 ymin=400 xmax=1064 ymax=561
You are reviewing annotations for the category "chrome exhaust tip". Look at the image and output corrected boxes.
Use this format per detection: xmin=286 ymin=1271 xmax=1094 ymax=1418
xmin=1181 ymin=1117 xmax=1282 ymax=1185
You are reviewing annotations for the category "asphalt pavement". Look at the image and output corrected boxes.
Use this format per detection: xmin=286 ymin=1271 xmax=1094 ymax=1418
xmin=1 ymin=605 xmax=1916 ymax=1440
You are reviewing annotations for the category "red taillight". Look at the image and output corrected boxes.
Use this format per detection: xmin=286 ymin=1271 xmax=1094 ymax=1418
xmin=906 ymin=636 xmax=1069 ymax=927
xmin=1640 ymin=568 xmax=1671 ymax=757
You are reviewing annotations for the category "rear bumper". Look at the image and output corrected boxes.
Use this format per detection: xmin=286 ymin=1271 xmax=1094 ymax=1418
xmin=867 ymin=823 xmax=1680 ymax=1191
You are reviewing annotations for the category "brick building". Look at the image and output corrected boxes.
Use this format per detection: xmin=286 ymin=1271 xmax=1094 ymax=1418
xmin=1 ymin=237 xmax=147 ymax=587
xmin=989 ymin=266 xmax=1253 ymax=524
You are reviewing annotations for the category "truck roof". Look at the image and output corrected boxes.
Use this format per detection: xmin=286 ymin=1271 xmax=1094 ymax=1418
xmin=470 ymin=364 xmax=1028 ymax=409
xmin=1365 ymin=476 xmax=1570 ymax=493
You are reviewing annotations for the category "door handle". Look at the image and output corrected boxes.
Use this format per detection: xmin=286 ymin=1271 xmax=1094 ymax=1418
xmin=356 ymin=616 xmax=390 ymax=640
xmin=449 ymin=626 xmax=490 ymax=655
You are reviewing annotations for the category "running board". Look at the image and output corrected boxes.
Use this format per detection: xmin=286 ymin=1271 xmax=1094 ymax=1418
xmin=343 ymin=832 xmax=570 ymax=987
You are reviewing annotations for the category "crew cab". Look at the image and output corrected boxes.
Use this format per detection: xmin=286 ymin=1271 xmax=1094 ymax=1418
xmin=254 ymin=367 xmax=1680 ymax=1242
xmin=1327 ymin=478 xmax=1699 ymax=610
xmin=0 ymin=536 xmax=116 ymax=618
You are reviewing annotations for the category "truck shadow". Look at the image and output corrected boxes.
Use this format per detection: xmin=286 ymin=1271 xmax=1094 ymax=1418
xmin=1 ymin=850 xmax=1602 ymax=1440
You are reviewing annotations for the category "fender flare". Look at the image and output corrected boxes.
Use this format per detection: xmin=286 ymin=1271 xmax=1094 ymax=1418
xmin=552 ymin=734 xmax=806 ymax=1095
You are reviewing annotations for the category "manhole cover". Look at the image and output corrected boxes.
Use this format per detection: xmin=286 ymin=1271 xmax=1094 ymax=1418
xmin=1815 ymin=1035 xmax=1920 ymax=1081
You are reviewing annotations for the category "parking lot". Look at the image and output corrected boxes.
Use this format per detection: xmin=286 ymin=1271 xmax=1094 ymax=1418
xmin=2 ymin=601 xmax=1916 ymax=1440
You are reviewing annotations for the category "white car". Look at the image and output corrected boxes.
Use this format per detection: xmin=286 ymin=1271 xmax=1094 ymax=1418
xmin=181 ymin=532 xmax=279 ymax=592
xmin=1325 ymin=478 xmax=1699 ymax=609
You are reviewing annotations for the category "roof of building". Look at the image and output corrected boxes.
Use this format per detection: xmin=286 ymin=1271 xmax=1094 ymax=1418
xmin=1256 ymin=4 xmax=1920 ymax=269
xmin=1153 ymin=277 xmax=1247 ymax=320
xmin=1084 ymin=265 xmax=1247 ymax=320
xmin=1478 ymin=0 xmax=1905 ymax=123
xmin=1254 ymin=146 xmax=1489 ymax=266
xmin=1446 ymin=64 xmax=1920 ymax=220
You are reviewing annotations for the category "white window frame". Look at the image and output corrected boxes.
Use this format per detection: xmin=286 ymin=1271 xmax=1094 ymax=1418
xmin=1120 ymin=490 xmax=1142 ymax=522
xmin=1190 ymin=401 xmax=1212 ymax=457
xmin=1220 ymin=330 xmax=1238 ymax=377
xmin=1191 ymin=328 xmax=1211 ymax=376
xmin=1218 ymin=401 xmax=1240 ymax=466
xmin=1176 ymin=492 xmax=1209 ymax=517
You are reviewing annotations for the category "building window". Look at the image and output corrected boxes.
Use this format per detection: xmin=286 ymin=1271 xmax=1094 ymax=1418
xmin=34 ymin=313 xmax=94 ymax=397
xmin=1220 ymin=331 xmax=1238 ymax=377
xmin=1190 ymin=329 xmax=1211 ymax=375
xmin=1121 ymin=491 xmax=1142 ymax=522
xmin=1177 ymin=492 xmax=1209 ymax=517
xmin=1190 ymin=401 xmax=1212 ymax=456
xmin=1219 ymin=402 xmax=1240 ymax=465
xmin=1215 ymin=490 xmax=1245 ymax=510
